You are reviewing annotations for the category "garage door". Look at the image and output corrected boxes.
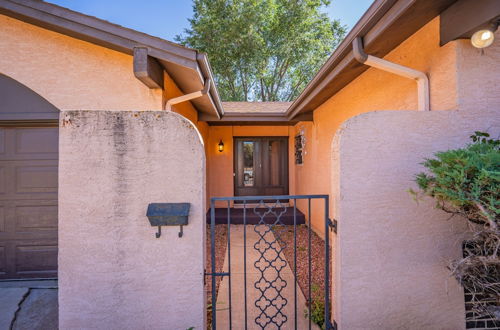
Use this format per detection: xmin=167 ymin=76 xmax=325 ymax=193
xmin=0 ymin=126 xmax=58 ymax=279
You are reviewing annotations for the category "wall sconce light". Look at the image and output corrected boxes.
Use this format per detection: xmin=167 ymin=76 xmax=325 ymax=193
xmin=218 ymin=140 xmax=224 ymax=152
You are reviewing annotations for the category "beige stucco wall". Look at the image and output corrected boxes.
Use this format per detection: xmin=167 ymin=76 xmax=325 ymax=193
xmin=331 ymin=107 xmax=499 ymax=329
xmin=58 ymin=110 xmax=206 ymax=329
xmin=294 ymin=17 xmax=460 ymax=234
xmin=0 ymin=14 xmax=162 ymax=110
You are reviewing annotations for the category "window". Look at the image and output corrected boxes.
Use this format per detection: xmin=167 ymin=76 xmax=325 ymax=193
xmin=295 ymin=134 xmax=303 ymax=165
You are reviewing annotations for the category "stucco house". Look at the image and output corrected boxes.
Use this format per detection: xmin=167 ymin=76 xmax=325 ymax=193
xmin=0 ymin=0 xmax=499 ymax=329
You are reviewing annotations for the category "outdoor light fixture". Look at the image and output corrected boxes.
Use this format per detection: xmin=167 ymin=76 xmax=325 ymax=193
xmin=440 ymin=1 xmax=500 ymax=49
xmin=470 ymin=18 xmax=499 ymax=49
xmin=471 ymin=29 xmax=495 ymax=48
xmin=218 ymin=140 xmax=224 ymax=152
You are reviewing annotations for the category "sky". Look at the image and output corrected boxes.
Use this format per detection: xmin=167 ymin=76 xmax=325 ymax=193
xmin=45 ymin=0 xmax=374 ymax=42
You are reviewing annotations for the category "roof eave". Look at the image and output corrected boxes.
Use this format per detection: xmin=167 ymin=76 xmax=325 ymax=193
xmin=286 ymin=0 xmax=458 ymax=120
xmin=0 ymin=0 xmax=224 ymax=117
xmin=197 ymin=53 xmax=224 ymax=118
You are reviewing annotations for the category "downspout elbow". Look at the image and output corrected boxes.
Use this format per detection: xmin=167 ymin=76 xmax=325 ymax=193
xmin=352 ymin=37 xmax=430 ymax=111
xmin=165 ymin=78 xmax=211 ymax=111
xmin=352 ymin=37 xmax=368 ymax=64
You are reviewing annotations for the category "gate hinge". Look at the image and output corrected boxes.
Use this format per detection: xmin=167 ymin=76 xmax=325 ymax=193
xmin=328 ymin=218 xmax=338 ymax=233
xmin=326 ymin=319 xmax=338 ymax=330
xmin=204 ymin=270 xmax=230 ymax=286
xmin=204 ymin=270 xmax=230 ymax=277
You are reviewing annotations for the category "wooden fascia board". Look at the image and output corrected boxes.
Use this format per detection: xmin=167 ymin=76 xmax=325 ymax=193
xmin=440 ymin=0 xmax=500 ymax=46
xmin=133 ymin=47 xmax=164 ymax=89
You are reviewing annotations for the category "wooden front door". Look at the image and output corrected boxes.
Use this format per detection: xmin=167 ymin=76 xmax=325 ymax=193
xmin=234 ymin=137 xmax=288 ymax=199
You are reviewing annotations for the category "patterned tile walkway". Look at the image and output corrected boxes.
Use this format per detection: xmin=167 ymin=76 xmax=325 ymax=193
xmin=215 ymin=225 xmax=319 ymax=330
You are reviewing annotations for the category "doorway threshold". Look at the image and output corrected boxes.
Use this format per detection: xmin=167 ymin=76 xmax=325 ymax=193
xmin=232 ymin=202 xmax=290 ymax=208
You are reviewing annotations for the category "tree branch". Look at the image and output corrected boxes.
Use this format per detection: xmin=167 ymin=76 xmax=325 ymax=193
xmin=474 ymin=201 xmax=498 ymax=230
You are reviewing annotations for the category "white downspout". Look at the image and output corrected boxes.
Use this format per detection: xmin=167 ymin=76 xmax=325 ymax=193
xmin=164 ymin=78 xmax=211 ymax=111
xmin=352 ymin=37 xmax=430 ymax=111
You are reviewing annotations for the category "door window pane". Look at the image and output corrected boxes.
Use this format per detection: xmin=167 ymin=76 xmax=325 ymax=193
xmin=243 ymin=142 xmax=254 ymax=187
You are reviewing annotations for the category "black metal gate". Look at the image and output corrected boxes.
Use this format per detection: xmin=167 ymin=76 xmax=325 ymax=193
xmin=207 ymin=195 xmax=336 ymax=330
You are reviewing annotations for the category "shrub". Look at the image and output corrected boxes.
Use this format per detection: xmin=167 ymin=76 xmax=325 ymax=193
xmin=304 ymin=299 xmax=326 ymax=329
xmin=411 ymin=131 xmax=499 ymax=319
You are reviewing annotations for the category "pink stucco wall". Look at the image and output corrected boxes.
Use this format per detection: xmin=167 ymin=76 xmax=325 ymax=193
xmin=58 ymin=110 xmax=206 ymax=329
xmin=330 ymin=29 xmax=500 ymax=329
xmin=455 ymin=31 xmax=500 ymax=111
xmin=332 ymin=108 xmax=499 ymax=329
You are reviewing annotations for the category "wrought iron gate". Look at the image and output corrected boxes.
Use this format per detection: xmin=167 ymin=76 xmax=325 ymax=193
xmin=207 ymin=195 xmax=336 ymax=330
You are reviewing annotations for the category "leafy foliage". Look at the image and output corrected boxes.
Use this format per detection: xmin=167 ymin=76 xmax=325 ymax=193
xmin=176 ymin=0 xmax=346 ymax=101
xmin=413 ymin=131 xmax=499 ymax=229
xmin=412 ymin=132 xmax=499 ymax=320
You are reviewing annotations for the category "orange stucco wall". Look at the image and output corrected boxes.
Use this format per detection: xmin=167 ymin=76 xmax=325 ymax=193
xmin=203 ymin=17 xmax=498 ymax=236
xmin=294 ymin=17 xmax=461 ymax=234
xmin=0 ymin=14 xmax=163 ymax=110
xmin=0 ymin=13 xmax=209 ymax=145
xmin=204 ymin=18 xmax=462 ymax=217
xmin=205 ymin=18 xmax=461 ymax=219
xmin=206 ymin=125 xmax=295 ymax=207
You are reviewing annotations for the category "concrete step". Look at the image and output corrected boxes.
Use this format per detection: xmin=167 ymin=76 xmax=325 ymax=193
xmin=207 ymin=207 xmax=306 ymax=225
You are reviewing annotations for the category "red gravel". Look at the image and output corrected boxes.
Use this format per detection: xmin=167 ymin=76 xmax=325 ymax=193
xmin=277 ymin=224 xmax=332 ymax=322
xmin=206 ymin=224 xmax=228 ymax=328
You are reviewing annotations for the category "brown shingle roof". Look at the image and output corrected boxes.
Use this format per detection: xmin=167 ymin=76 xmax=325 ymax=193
xmin=222 ymin=102 xmax=291 ymax=113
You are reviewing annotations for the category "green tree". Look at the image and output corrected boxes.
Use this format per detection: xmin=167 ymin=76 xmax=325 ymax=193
xmin=176 ymin=0 xmax=346 ymax=101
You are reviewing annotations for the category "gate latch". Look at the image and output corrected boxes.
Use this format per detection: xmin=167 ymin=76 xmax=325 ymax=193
xmin=328 ymin=218 xmax=338 ymax=234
